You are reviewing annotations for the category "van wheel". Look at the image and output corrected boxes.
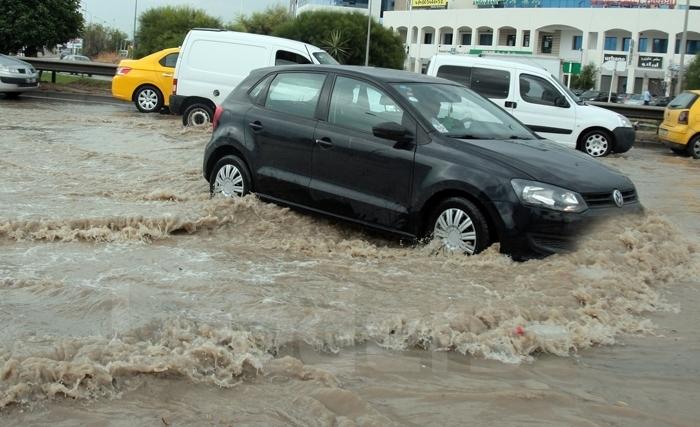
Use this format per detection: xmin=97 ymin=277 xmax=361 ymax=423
xmin=580 ymin=129 xmax=612 ymax=157
xmin=209 ymin=155 xmax=251 ymax=198
xmin=183 ymin=103 xmax=213 ymax=127
xmin=688 ymin=136 xmax=700 ymax=159
xmin=134 ymin=85 xmax=163 ymax=113
xmin=427 ymin=197 xmax=491 ymax=256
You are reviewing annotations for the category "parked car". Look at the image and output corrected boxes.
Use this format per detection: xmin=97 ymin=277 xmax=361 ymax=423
xmin=0 ymin=54 xmax=39 ymax=98
xmin=580 ymin=90 xmax=619 ymax=103
xmin=651 ymin=96 xmax=671 ymax=107
xmin=112 ymin=47 xmax=179 ymax=113
xmin=427 ymin=56 xmax=634 ymax=157
xmin=658 ymin=90 xmax=700 ymax=159
xmin=62 ymin=54 xmax=90 ymax=62
xmin=170 ymin=29 xmax=337 ymax=126
xmin=623 ymin=93 xmax=644 ymax=105
xmin=203 ymin=65 xmax=641 ymax=258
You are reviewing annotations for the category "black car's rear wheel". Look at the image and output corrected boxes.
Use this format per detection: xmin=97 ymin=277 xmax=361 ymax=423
xmin=428 ymin=197 xmax=491 ymax=256
xmin=209 ymin=155 xmax=251 ymax=198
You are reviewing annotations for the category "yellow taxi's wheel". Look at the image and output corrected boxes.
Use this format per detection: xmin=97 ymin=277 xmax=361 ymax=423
xmin=688 ymin=136 xmax=700 ymax=159
xmin=134 ymin=85 xmax=163 ymax=113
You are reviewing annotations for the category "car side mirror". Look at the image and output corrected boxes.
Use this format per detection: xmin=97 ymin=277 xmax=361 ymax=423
xmin=372 ymin=122 xmax=413 ymax=142
xmin=554 ymin=96 xmax=569 ymax=108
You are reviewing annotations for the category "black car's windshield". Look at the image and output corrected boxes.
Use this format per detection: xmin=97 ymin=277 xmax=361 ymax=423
xmin=391 ymin=83 xmax=535 ymax=140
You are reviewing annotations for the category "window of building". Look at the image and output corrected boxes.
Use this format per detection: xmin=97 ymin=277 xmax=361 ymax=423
xmin=461 ymin=33 xmax=472 ymax=45
xmin=328 ymin=76 xmax=404 ymax=135
xmin=523 ymin=32 xmax=530 ymax=47
xmin=622 ymin=37 xmax=631 ymax=52
xmin=675 ymin=39 xmax=700 ymax=55
xmin=479 ymin=33 xmax=493 ymax=46
xmin=471 ymin=67 xmax=510 ymax=99
xmin=159 ymin=53 xmax=179 ymax=68
xmin=506 ymin=34 xmax=516 ymax=46
xmin=443 ymin=33 xmax=453 ymax=45
xmin=572 ymin=35 xmax=582 ymax=50
xmin=604 ymin=36 xmax=617 ymax=51
xmin=541 ymin=35 xmax=553 ymax=54
xmin=424 ymin=32 xmax=433 ymax=44
xmin=275 ymin=50 xmax=312 ymax=66
xmin=652 ymin=38 xmax=668 ymax=53
xmin=265 ymin=73 xmax=326 ymax=119
xmin=519 ymin=74 xmax=566 ymax=107
xmin=638 ymin=37 xmax=648 ymax=52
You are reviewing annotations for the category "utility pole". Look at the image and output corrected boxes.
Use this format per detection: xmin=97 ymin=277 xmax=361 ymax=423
xmin=677 ymin=0 xmax=690 ymax=94
xmin=365 ymin=0 xmax=372 ymax=66
xmin=132 ymin=0 xmax=138 ymax=58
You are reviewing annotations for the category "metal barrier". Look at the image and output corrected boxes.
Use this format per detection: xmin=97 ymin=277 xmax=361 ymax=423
xmin=19 ymin=57 xmax=117 ymax=82
xmin=588 ymin=101 xmax=665 ymax=121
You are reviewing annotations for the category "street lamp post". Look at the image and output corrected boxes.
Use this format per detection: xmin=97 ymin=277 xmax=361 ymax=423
xmin=678 ymin=0 xmax=690 ymax=94
xmin=132 ymin=0 xmax=138 ymax=57
xmin=364 ymin=0 xmax=372 ymax=66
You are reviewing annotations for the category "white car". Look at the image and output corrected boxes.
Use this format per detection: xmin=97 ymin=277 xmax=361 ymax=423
xmin=0 ymin=54 xmax=39 ymax=98
xmin=170 ymin=29 xmax=337 ymax=126
xmin=427 ymin=55 xmax=635 ymax=157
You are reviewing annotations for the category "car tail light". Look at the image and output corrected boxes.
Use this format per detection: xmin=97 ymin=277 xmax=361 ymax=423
xmin=116 ymin=66 xmax=131 ymax=75
xmin=172 ymin=78 xmax=178 ymax=95
xmin=212 ymin=105 xmax=223 ymax=131
xmin=679 ymin=111 xmax=689 ymax=125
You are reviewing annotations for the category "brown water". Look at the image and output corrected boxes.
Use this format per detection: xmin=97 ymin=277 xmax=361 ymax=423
xmin=1 ymin=98 xmax=699 ymax=426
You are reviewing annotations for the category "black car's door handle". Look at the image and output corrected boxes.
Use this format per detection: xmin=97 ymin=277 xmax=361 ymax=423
xmin=249 ymin=121 xmax=263 ymax=132
xmin=505 ymin=101 xmax=517 ymax=109
xmin=315 ymin=137 xmax=333 ymax=149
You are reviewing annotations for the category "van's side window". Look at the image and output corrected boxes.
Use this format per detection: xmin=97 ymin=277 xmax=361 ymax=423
xmin=470 ymin=68 xmax=510 ymax=99
xmin=265 ymin=73 xmax=326 ymax=119
xmin=275 ymin=50 xmax=312 ymax=65
xmin=436 ymin=65 xmax=471 ymax=87
xmin=519 ymin=73 xmax=563 ymax=107
xmin=159 ymin=53 xmax=179 ymax=68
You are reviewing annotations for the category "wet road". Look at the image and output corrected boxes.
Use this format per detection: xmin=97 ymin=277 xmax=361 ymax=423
xmin=0 ymin=97 xmax=698 ymax=426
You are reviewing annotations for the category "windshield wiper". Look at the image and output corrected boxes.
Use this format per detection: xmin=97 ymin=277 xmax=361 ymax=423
xmin=446 ymin=134 xmax=492 ymax=140
xmin=508 ymin=135 xmax=534 ymax=140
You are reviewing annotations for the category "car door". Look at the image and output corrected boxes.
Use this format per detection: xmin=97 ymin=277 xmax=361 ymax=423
xmin=309 ymin=75 xmax=416 ymax=232
xmin=155 ymin=51 xmax=178 ymax=105
xmin=245 ymin=72 xmax=327 ymax=204
xmin=513 ymin=72 xmax=576 ymax=146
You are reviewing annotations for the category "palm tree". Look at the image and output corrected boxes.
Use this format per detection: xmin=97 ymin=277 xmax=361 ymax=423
xmin=322 ymin=29 xmax=350 ymax=64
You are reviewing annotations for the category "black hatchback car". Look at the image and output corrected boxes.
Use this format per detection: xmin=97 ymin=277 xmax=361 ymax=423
xmin=203 ymin=65 xmax=640 ymax=258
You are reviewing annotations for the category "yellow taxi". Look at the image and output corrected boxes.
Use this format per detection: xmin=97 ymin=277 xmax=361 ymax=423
xmin=658 ymin=90 xmax=700 ymax=159
xmin=111 ymin=47 xmax=179 ymax=113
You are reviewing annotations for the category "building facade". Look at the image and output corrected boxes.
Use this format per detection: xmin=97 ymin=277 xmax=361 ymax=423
xmin=383 ymin=1 xmax=700 ymax=95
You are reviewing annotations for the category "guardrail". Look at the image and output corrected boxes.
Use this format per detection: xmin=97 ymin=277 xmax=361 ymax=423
xmin=19 ymin=57 xmax=117 ymax=82
xmin=588 ymin=101 xmax=665 ymax=121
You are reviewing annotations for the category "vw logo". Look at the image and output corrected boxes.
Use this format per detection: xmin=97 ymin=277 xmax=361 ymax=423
xmin=612 ymin=189 xmax=624 ymax=208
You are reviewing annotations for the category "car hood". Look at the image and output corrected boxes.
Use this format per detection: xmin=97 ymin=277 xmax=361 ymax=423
xmin=0 ymin=54 xmax=32 ymax=68
xmin=458 ymin=138 xmax=634 ymax=194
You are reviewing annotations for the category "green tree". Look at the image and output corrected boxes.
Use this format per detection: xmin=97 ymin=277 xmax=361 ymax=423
xmin=571 ymin=63 xmax=597 ymax=90
xmin=0 ymin=0 xmax=84 ymax=56
xmin=274 ymin=11 xmax=405 ymax=69
xmin=135 ymin=6 xmax=221 ymax=58
xmin=683 ymin=55 xmax=700 ymax=90
xmin=228 ymin=6 xmax=292 ymax=35
xmin=322 ymin=29 xmax=350 ymax=64
xmin=82 ymin=23 xmax=128 ymax=58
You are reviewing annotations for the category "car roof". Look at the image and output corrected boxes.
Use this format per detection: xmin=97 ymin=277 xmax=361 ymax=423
xmin=431 ymin=54 xmax=553 ymax=75
xmin=253 ymin=64 xmax=453 ymax=84
xmin=0 ymin=54 xmax=30 ymax=66
xmin=188 ymin=28 xmax=324 ymax=52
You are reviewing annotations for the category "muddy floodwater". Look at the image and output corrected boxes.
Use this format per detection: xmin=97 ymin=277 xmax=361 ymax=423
xmin=1 ymin=98 xmax=699 ymax=426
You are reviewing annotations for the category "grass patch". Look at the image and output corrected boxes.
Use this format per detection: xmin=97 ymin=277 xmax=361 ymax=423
xmin=39 ymin=72 xmax=111 ymax=90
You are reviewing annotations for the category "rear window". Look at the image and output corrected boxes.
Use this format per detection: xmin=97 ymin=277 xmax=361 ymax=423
xmin=668 ymin=92 xmax=698 ymax=109
xmin=436 ymin=65 xmax=510 ymax=99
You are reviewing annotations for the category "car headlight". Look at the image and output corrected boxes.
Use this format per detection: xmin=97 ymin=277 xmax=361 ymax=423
xmin=617 ymin=114 xmax=632 ymax=128
xmin=511 ymin=179 xmax=587 ymax=213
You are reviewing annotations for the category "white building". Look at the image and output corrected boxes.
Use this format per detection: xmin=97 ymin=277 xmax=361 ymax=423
xmin=383 ymin=1 xmax=700 ymax=95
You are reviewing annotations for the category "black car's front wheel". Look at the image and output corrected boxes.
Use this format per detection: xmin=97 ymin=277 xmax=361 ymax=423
xmin=428 ymin=197 xmax=491 ymax=256
xmin=209 ymin=155 xmax=251 ymax=198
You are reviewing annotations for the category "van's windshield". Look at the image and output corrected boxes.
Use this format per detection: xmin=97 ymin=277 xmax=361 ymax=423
xmin=392 ymin=83 xmax=535 ymax=140
xmin=313 ymin=51 xmax=339 ymax=65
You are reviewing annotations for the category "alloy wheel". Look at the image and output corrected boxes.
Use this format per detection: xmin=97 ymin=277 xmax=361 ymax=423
xmin=188 ymin=108 xmax=210 ymax=126
xmin=433 ymin=208 xmax=477 ymax=255
xmin=692 ymin=139 xmax=700 ymax=159
xmin=213 ymin=164 xmax=244 ymax=198
xmin=584 ymin=133 xmax=609 ymax=157
xmin=137 ymin=89 xmax=158 ymax=111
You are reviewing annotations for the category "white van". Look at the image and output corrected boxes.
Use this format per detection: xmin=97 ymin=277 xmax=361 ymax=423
xmin=426 ymin=55 xmax=635 ymax=157
xmin=171 ymin=29 xmax=337 ymax=126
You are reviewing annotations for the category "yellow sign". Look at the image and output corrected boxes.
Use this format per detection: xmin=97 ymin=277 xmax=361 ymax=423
xmin=412 ymin=0 xmax=449 ymax=8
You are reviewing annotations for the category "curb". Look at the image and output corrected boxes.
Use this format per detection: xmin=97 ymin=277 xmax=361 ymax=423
xmin=24 ymin=90 xmax=129 ymax=106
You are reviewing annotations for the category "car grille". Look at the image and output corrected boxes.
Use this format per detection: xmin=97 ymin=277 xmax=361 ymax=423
xmin=582 ymin=189 xmax=637 ymax=208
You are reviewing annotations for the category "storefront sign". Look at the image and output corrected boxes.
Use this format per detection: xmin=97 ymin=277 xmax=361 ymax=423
xmin=473 ymin=0 xmax=502 ymax=5
xmin=412 ymin=0 xmax=449 ymax=7
xmin=590 ymin=0 xmax=676 ymax=8
xmin=603 ymin=53 xmax=627 ymax=63
xmin=638 ymin=55 xmax=663 ymax=69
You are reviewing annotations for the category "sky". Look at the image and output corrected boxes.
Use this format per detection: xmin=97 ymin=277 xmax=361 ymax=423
xmin=80 ymin=0 xmax=286 ymax=37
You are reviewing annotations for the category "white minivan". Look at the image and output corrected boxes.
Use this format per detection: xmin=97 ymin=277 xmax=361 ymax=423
xmin=427 ymin=55 xmax=635 ymax=157
xmin=171 ymin=29 xmax=337 ymax=126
